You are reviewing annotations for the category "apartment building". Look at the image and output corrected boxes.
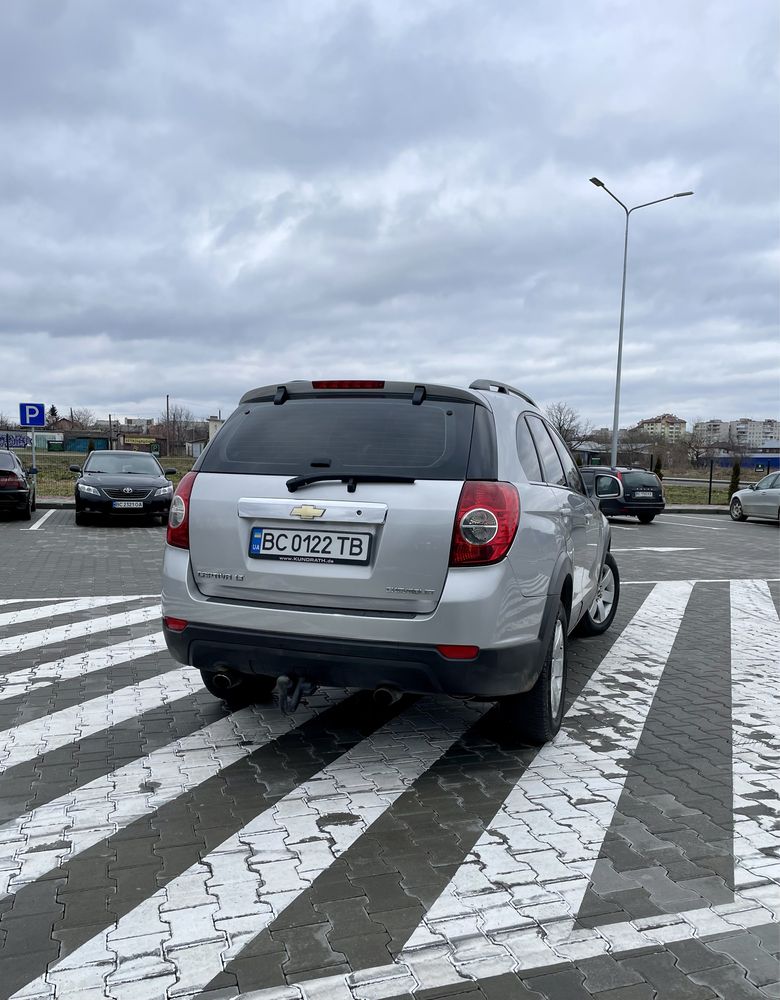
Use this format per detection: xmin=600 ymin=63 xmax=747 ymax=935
xmin=634 ymin=413 xmax=687 ymax=442
xmin=693 ymin=418 xmax=780 ymax=446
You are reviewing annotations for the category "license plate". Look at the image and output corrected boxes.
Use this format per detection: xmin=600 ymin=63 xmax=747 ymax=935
xmin=112 ymin=501 xmax=144 ymax=509
xmin=634 ymin=491 xmax=654 ymax=498
xmin=249 ymin=526 xmax=371 ymax=564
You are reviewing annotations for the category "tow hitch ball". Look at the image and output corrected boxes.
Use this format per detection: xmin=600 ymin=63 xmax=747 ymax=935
xmin=275 ymin=674 xmax=316 ymax=714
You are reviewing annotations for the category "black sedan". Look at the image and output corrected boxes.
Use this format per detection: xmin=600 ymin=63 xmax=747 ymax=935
xmin=0 ymin=450 xmax=36 ymax=520
xmin=71 ymin=450 xmax=177 ymax=525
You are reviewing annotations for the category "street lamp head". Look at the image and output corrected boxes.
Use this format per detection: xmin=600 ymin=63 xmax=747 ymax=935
xmin=589 ymin=177 xmax=605 ymax=187
xmin=674 ymin=191 xmax=694 ymax=197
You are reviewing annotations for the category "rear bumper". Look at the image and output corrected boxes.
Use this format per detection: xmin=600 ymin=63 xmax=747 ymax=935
xmin=163 ymin=621 xmax=544 ymax=698
xmin=600 ymin=499 xmax=665 ymax=517
xmin=0 ymin=490 xmax=29 ymax=509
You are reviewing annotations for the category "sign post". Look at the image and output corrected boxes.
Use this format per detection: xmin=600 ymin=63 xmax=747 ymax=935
xmin=19 ymin=403 xmax=45 ymax=486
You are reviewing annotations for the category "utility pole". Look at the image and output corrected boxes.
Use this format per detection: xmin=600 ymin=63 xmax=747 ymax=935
xmin=108 ymin=413 xmax=113 ymax=450
xmin=166 ymin=395 xmax=171 ymax=458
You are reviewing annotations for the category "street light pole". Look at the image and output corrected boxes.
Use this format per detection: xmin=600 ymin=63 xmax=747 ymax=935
xmin=589 ymin=178 xmax=693 ymax=468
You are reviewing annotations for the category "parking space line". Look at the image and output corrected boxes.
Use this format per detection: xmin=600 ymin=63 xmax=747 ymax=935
xmin=23 ymin=698 xmax=489 ymax=1000
xmin=0 ymin=666 xmax=200 ymax=773
xmin=612 ymin=547 xmax=701 ymax=553
xmin=23 ymin=509 xmax=56 ymax=531
xmin=0 ymin=690 xmax=348 ymax=897
xmin=0 ymin=595 xmax=143 ymax=629
xmin=0 ymin=603 xmax=160 ymax=657
xmin=659 ymin=518 xmax=726 ymax=530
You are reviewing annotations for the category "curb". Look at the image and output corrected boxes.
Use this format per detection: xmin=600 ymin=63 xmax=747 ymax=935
xmin=664 ymin=505 xmax=730 ymax=515
xmin=37 ymin=499 xmax=76 ymax=509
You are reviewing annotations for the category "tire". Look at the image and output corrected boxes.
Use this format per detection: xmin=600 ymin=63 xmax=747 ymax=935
xmin=498 ymin=601 xmax=568 ymax=745
xmin=730 ymin=498 xmax=747 ymax=522
xmin=637 ymin=513 xmax=655 ymax=524
xmin=31 ymin=492 xmax=36 ymax=513
xmin=200 ymin=669 xmax=276 ymax=705
xmin=575 ymin=552 xmax=620 ymax=637
xmin=19 ymin=498 xmax=32 ymax=521
xmin=75 ymin=511 xmax=89 ymax=526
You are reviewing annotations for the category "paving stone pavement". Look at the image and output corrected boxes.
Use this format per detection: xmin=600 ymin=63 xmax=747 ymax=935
xmin=0 ymin=510 xmax=777 ymax=998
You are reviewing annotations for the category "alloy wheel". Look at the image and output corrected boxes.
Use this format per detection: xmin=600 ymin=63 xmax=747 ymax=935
xmin=549 ymin=619 xmax=565 ymax=718
xmin=590 ymin=561 xmax=616 ymax=624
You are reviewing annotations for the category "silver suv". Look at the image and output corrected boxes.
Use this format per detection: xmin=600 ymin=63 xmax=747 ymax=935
xmin=161 ymin=379 xmax=620 ymax=743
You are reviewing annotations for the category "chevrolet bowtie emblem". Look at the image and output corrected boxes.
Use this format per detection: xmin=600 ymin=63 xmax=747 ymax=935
xmin=290 ymin=504 xmax=326 ymax=519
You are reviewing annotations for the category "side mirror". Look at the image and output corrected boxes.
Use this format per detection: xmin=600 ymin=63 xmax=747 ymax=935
xmin=595 ymin=476 xmax=621 ymax=499
xmin=164 ymin=468 xmax=178 ymax=476
xmin=69 ymin=465 xmax=81 ymax=474
xmin=749 ymin=484 xmax=756 ymax=490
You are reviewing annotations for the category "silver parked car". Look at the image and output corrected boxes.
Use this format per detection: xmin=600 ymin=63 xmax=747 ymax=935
xmin=730 ymin=473 xmax=780 ymax=523
xmin=161 ymin=379 xmax=620 ymax=744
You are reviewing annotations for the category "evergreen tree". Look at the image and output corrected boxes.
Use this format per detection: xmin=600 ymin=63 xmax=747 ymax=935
xmin=46 ymin=405 xmax=59 ymax=426
xmin=653 ymin=456 xmax=663 ymax=480
xmin=728 ymin=460 xmax=741 ymax=499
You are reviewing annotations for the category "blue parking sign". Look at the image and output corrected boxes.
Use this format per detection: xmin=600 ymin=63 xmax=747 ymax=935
xmin=19 ymin=402 xmax=45 ymax=427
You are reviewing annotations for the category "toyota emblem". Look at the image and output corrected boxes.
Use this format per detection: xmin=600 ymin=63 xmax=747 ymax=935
xmin=122 ymin=487 xmax=133 ymax=494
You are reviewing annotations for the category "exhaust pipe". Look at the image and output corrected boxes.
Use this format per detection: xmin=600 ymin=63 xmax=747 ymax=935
xmin=211 ymin=671 xmax=236 ymax=692
xmin=373 ymin=686 xmax=401 ymax=708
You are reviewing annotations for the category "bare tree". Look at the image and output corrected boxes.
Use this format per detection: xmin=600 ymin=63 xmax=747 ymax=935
xmin=0 ymin=412 xmax=12 ymax=429
xmin=157 ymin=403 xmax=199 ymax=451
xmin=544 ymin=402 xmax=595 ymax=451
xmin=70 ymin=407 xmax=96 ymax=429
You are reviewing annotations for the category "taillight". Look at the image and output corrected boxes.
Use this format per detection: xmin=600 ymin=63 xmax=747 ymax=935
xmin=449 ymin=481 xmax=519 ymax=566
xmin=0 ymin=473 xmax=22 ymax=488
xmin=166 ymin=471 xmax=198 ymax=549
xmin=311 ymin=380 xmax=385 ymax=389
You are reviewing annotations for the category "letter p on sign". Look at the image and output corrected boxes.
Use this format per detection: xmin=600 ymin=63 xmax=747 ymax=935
xmin=19 ymin=403 xmax=45 ymax=427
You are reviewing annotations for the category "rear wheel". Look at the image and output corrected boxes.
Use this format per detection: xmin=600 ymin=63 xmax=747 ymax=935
xmin=575 ymin=552 xmax=620 ymax=636
xmin=200 ymin=669 xmax=276 ymax=705
xmin=31 ymin=492 xmax=36 ymax=513
xmin=637 ymin=512 xmax=655 ymax=524
xmin=19 ymin=497 xmax=32 ymax=521
xmin=730 ymin=498 xmax=747 ymax=522
xmin=498 ymin=601 xmax=568 ymax=745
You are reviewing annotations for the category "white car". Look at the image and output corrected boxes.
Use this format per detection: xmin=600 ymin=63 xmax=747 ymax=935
xmin=730 ymin=473 xmax=780 ymax=522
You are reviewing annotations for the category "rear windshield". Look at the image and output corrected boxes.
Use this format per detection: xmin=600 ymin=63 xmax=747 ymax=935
xmin=622 ymin=472 xmax=660 ymax=489
xmin=199 ymin=397 xmax=477 ymax=479
xmin=0 ymin=454 xmax=16 ymax=471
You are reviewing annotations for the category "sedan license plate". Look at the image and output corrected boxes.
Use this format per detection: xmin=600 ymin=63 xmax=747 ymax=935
xmin=112 ymin=501 xmax=144 ymax=509
xmin=634 ymin=491 xmax=654 ymax=498
xmin=249 ymin=526 xmax=371 ymax=565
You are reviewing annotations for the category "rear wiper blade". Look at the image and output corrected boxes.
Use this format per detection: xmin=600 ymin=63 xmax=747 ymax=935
xmin=286 ymin=474 xmax=416 ymax=494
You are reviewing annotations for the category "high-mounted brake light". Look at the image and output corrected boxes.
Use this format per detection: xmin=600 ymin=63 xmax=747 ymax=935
xmin=449 ymin=481 xmax=520 ymax=566
xmin=311 ymin=380 xmax=385 ymax=389
xmin=166 ymin=471 xmax=198 ymax=549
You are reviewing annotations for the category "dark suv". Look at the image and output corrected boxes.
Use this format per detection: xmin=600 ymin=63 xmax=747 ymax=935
xmin=580 ymin=467 xmax=664 ymax=523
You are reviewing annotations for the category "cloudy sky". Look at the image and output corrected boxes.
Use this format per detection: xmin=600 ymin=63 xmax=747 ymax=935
xmin=1 ymin=0 xmax=778 ymax=429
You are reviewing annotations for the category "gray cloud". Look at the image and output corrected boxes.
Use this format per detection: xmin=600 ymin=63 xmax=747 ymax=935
xmin=1 ymin=0 xmax=778 ymax=427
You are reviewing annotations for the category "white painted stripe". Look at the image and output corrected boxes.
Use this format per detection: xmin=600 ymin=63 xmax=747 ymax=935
xmin=396 ymin=582 xmax=694 ymax=978
xmin=0 ymin=689 xmax=349 ymax=896
xmin=18 ymin=698 xmax=489 ymax=1000
xmin=0 ymin=595 xmax=139 ymax=629
xmin=729 ymin=581 xmax=780 ymax=886
xmin=0 ymin=666 xmax=201 ymax=771
xmin=623 ymin=577 xmax=780 ymax=585
xmin=659 ymin=518 xmax=726 ymax=530
xmin=612 ymin=547 xmax=701 ymax=552
xmin=0 ymin=632 xmax=166 ymax=702
xmin=0 ymin=603 xmax=160 ymax=657
xmin=23 ymin=509 xmax=56 ymax=531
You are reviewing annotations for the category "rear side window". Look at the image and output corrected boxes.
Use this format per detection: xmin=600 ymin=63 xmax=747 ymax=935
xmin=526 ymin=415 xmax=567 ymax=487
xmin=0 ymin=453 xmax=16 ymax=471
xmin=621 ymin=472 xmax=661 ymax=489
xmin=516 ymin=418 xmax=543 ymax=481
xmin=199 ymin=397 xmax=478 ymax=479
xmin=547 ymin=426 xmax=586 ymax=494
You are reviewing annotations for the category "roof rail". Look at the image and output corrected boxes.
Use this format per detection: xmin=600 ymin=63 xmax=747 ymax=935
xmin=469 ymin=379 xmax=537 ymax=407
